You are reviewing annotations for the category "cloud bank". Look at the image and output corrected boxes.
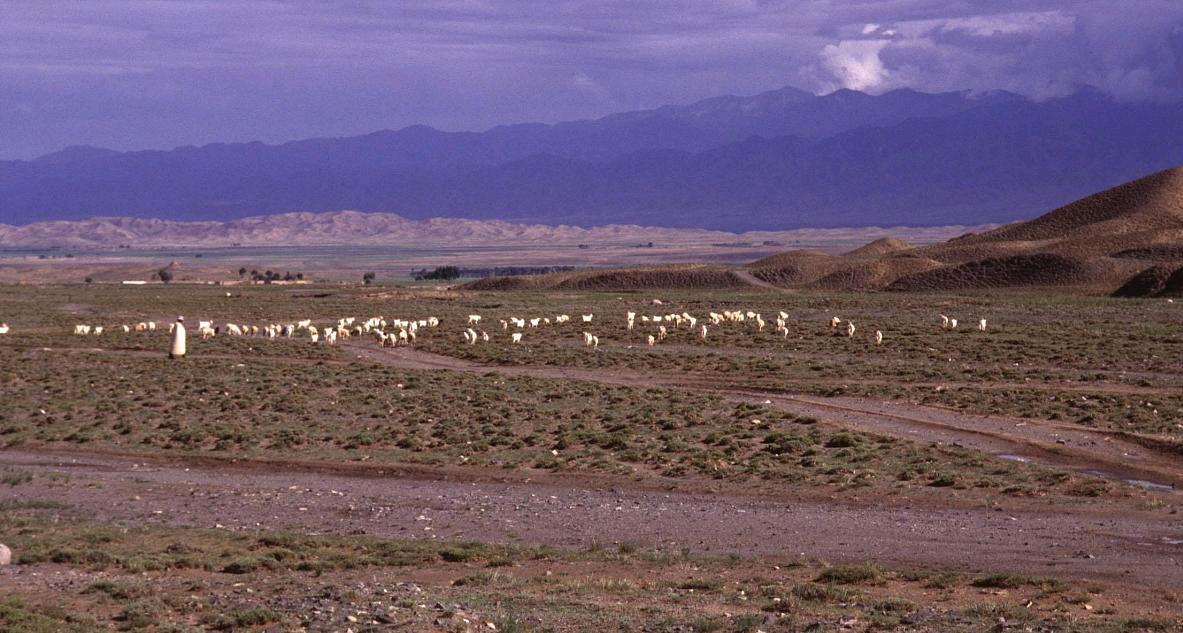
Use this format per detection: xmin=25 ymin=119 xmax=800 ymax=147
xmin=1 ymin=1 xmax=1180 ymax=159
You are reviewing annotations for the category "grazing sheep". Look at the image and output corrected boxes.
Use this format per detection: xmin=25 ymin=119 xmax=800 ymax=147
xmin=949 ymin=318 xmax=958 ymax=330
xmin=755 ymin=315 xmax=765 ymax=331
xmin=226 ymin=323 xmax=243 ymax=336
xmin=581 ymin=314 xmax=593 ymax=322
xmin=324 ymin=329 xmax=338 ymax=345
xmin=169 ymin=317 xmax=186 ymax=358
xmin=465 ymin=328 xmax=478 ymax=344
xmin=297 ymin=319 xmax=312 ymax=329
xmin=501 ymin=319 xmax=509 ymax=330
xmin=658 ymin=325 xmax=668 ymax=341
xmin=121 ymin=324 xmax=131 ymax=333
xmin=200 ymin=326 xmax=216 ymax=340
xmin=74 ymin=324 xmax=91 ymax=335
xmin=198 ymin=320 xmax=213 ymax=330
xmin=830 ymin=316 xmax=841 ymax=329
xmin=92 ymin=326 xmax=103 ymax=335
xmin=530 ymin=318 xmax=541 ymax=328
xmin=647 ymin=335 xmax=656 ymax=346
xmin=875 ymin=330 xmax=883 ymax=345
xmin=846 ymin=321 xmax=856 ymax=337
xmin=481 ymin=331 xmax=490 ymax=342
xmin=700 ymin=325 xmax=708 ymax=340
xmin=147 ymin=321 xmax=156 ymax=331
xmin=779 ymin=311 xmax=789 ymax=321
xmin=590 ymin=335 xmax=599 ymax=349
xmin=0 ymin=323 xmax=10 ymax=335
xmin=511 ymin=332 xmax=523 ymax=344
xmin=940 ymin=314 xmax=950 ymax=329
xmin=978 ymin=318 xmax=987 ymax=332
xmin=583 ymin=331 xmax=594 ymax=346
xmin=467 ymin=314 xmax=482 ymax=326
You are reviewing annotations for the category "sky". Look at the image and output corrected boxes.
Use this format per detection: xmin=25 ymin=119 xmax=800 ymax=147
xmin=2 ymin=0 xmax=1182 ymax=160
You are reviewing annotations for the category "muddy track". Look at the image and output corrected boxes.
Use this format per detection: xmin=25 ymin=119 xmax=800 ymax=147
xmin=2 ymin=449 xmax=1181 ymax=591
xmin=344 ymin=342 xmax=1183 ymax=492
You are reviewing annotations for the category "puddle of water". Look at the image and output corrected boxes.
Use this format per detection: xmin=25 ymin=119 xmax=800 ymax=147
xmin=1126 ymin=479 xmax=1174 ymax=492
xmin=997 ymin=454 xmax=1030 ymax=463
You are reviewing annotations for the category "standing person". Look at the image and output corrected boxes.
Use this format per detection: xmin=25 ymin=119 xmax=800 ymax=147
xmin=169 ymin=316 xmax=186 ymax=359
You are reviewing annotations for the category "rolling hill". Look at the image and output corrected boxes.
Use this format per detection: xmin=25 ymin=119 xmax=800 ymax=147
xmin=743 ymin=167 xmax=1183 ymax=294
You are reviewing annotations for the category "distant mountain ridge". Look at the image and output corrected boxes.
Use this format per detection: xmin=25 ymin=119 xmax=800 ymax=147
xmin=2 ymin=85 xmax=1181 ymax=230
xmin=0 ymin=210 xmax=986 ymax=248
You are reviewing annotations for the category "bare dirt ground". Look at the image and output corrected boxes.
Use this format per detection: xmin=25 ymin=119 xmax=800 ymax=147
xmin=3 ymin=448 xmax=1182 ymax=592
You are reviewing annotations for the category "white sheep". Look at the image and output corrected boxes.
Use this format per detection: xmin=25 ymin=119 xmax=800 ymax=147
xmin=481 ymin=331 xmax=489 ymax=342
xmin=92 ymin=326 xmax=104 ymax=335
xmin=755 ymin=315 xmax=765 ymax=331
xmin=511 ymin=332 xmax=523 ymax=344
xmin=978 ymin=318 xmax=987 ymax=332
xmin=467 ymin=314 xmax=482 ymax=326
xmin=0 ymin=323 xmax=9 ymax=335
xmin=297 ymin=319 xmax=312 ymax=329
xmin=590 ymin=335 xmax=599 ymax=349
xmin=226 ymin=323 xmax=243 ymax=336
xmin=530 ymin=318 xmax=541 ymax=328
xmin=829 ymin=316 xmax=840 ymax=330
xmin=949 ymin=318 xmax=958 ymax=330
xmin=465 ymin=328 xmax=478 ymax=344
xmin=846 ymin=321 xmax=856 ymax=337
xmin=121 ymin=324 xmax=131 ymax=333
xmin=658 ymin=325 xmax=668 ymax=340
xmin=74 ymin=324 xmax=91 ymax=335
xmin=647 ymin=334 xmax=656 ymax=347
xmin=581 ymin=314 xmax=593 ymax=322
xmin=147 ymin=321 xmax=156 ymax=331
xmin=324 ymin=329 xmax=338 ymax=345
xmin=875 ymin=330 xmax=883 ymax=345
xmin=940 ymin=314 xmax=950 ymax=329
xmin=700 ymin=325 xmax=707 ymax=340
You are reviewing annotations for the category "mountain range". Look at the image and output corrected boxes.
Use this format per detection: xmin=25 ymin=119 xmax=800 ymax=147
xmin=2 ymin=85 xmax=1181 ymax=231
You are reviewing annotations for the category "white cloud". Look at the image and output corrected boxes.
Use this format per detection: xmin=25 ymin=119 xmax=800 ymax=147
xmin=819 ymin=39 xmax=891 ymax=91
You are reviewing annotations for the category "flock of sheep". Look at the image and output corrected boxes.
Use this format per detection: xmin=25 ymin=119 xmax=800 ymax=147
xmin=3 ymin=307 xmax=989 ymax=353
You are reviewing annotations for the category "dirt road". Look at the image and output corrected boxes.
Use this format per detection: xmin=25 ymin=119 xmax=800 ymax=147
xmin=3 ymin=449 xmax=1181 ymax=590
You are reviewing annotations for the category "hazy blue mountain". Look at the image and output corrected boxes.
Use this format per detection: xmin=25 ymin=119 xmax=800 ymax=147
xmin=1 ymin=86 xmax=1179 ymax=230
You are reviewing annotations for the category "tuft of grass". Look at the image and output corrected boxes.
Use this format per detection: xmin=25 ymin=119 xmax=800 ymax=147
xmin=816 ymin=563 xmax=882 ymax=585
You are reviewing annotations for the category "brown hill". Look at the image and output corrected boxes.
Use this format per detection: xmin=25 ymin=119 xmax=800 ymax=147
xmin=929 ymin=166 xmax=1183 ymax=256
xmin=465 ymin=265 xmax=749 ymax=291
xmin=1112 ymin=264 xmax=1183 ymax=298
xmin=843 ymin=237 xmax=913 ymax=258
xmin=885 ymin=253 xmax=1126 ymax=292
xmin=744 ymin=166 xmax=1183 ymax=294
xmin=807 ymin=256 xmax=944 ymax=291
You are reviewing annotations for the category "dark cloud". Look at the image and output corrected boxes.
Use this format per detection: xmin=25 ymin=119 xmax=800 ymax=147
xmin=1 ymin=0 xmax=1180 ymax=159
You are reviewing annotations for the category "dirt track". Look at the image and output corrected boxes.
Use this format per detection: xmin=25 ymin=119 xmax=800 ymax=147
xmin=3 ymin=448 xmax=1182 ymax=591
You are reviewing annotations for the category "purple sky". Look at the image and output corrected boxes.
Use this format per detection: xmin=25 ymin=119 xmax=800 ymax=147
xmin=3 ymin=1 xmax=1182 ymax=160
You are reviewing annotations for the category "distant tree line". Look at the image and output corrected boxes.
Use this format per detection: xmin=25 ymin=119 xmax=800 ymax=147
xmin=410 ymin=265 xmax=576 ymax=280
xmin=238 ymin=267 xmax=304 ymax=283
